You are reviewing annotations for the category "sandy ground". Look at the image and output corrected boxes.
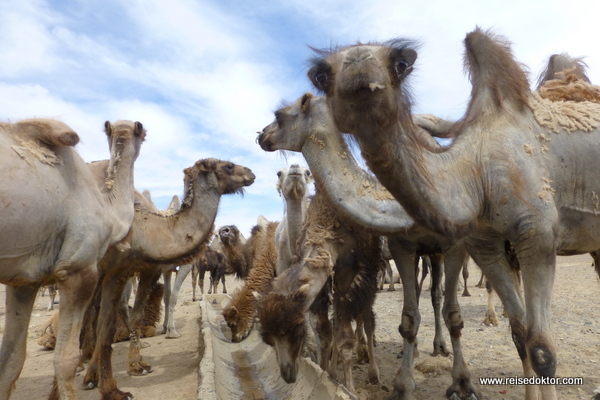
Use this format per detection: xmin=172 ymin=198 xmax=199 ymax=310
xmin=1 ymin=254 xmax=599 ymax=400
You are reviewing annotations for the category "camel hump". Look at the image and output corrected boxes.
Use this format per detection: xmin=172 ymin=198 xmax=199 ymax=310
xmin=14 ymin=118 xmax=80 ymax=147
xmin=537 ymin=53 xmax=590 ymax=89
xmin=463 ymin=27 xmax=530 ymax=111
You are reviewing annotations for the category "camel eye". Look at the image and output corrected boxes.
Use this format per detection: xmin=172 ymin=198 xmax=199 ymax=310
xmin=277 ymin=171 xmax=282 ymax=178
xmin=305 ymin=170 xmax=311 ymax=178
xmin=275 ymin=111 xmax=283 ymax=125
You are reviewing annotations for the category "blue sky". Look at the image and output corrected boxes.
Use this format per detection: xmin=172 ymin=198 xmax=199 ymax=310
xmin=2 ymin=0 xmax=599 ymax=236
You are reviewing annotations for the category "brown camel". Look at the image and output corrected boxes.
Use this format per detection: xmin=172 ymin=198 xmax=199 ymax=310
xmin=306 ymin=27 xmax=600 ymax=400
xmin=218 ymin=225 xmax=250 ymax=279
xmin=81 ymin=158 xmax=255 ymax=400
xmin=255 ymin=185 xmax=381 ymax=395
xmin=258 ymin=93 xmax=476 ymax=397
xmin=0 ymin=119 xmax=144 ymax=400
xmin=275 ymin=164 xmax=313 ymax=274
xmin=222 ymin=217 xmax=279 ymax=342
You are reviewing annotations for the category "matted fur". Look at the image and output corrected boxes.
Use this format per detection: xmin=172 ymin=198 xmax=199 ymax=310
xmin=530 ymin=92 xmax=600 ymax=133
xmin=113 ymin=282 xmax=164 ymax=342
xmin=538 ymin=69 xmax=600 ymax=103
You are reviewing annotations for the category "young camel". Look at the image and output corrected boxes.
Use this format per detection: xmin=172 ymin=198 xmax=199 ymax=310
xmin=275 ymin=164 xmax=313 ymax=275
xmin=0 ymin=119 xmax=144 ymax=400
xmin=256 ymin=185 xmax=381 ymax=395
xmin=222 ymin=218 xmax=279 ymax=342
xmin=306 ymin=28 xmax=600 ymax=400
xmin=81 ymin=159 xmax=255 ymax=399
xmin=258 ymin=93 xmax=475 ymax=397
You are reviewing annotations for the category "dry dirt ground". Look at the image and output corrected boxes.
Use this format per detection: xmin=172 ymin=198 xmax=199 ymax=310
xmin=1 ymin=254 xmax=599 ymax=400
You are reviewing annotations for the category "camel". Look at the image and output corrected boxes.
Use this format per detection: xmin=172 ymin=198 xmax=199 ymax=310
xmin=192 ymin=235 xmax=229 ymax=301
xmin=275 ymin=164 xmax=313 ymax=275
xmin=218 ymin=225 xmax=250 ymax=279
xmin=81 ymin=158 xmax=255 ymax=399
xmin=255 ymin=185 xmax=381 ymax=395
xmin=258 ymin=93 xmax=475 ymax=397
xmin=0 ymin=119 xmax=144 ymax=400
xmin=306 ymin=27 xmax=600 ymax=400
xmin=222 ymin=217 xmax=279 ymax=342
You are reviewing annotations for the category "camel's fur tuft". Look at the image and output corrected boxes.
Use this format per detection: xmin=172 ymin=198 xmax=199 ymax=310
xmin=463 ymin=27 xmax=530 ymax=119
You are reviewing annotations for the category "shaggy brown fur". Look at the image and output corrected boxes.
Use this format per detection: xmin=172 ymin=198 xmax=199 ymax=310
xmin=113 ymin=282 xmax=164 ymax=342
xmin=223 ymin=220 xmax=279 ymax=342
xmin=257 ymin=186 xmax=381 ymax=392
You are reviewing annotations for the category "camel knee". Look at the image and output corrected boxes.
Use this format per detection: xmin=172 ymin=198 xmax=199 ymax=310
xmin=398 ymin=312 xmax=420 ymax=342
xmin=527 ymin=336 xmax=557 ymax=377
xmin=444 ymin=310 xmax=464 ymax=338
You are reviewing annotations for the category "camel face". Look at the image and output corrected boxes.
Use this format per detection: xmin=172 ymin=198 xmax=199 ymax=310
xmin=307 ymin=41 xmax=417 ymax=133
xmin=189 ymin=158 xmax=255 ymax=196
xmin=218 ymin=225 xmax=240 ymax=246
xmin=256 ymin=290 xmax=306 ymax=383
xmin=258 ymin=93 xmax=334 ymax=154
xmin=277 ymin=164 xmax=312 ymax=201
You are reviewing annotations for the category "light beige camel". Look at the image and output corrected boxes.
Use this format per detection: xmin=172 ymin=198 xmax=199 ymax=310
xmin=81 ymin=158 xmax=255 ymax=400
xmin=258 ymin=93 xmax=475 ymax=397
xmin=275 ymin=164 xmax=313 ymax=275
xmin=306 ymin=28 xmax=600 ymax=400
xmin=0 ymin=119 xmax=144 ymax=400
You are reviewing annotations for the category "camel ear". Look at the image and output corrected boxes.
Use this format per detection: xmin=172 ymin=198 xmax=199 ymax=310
xmin=104 ymin=121 xmax=112 ymax=135
xmin=134 ymin=121 xmax=145 ymax=140
xmin=392 ymin=48 xmax=417 ymax=80
xmin=301 ymin=93 xmax=313 ymax=113
xmin=196 ymin=159 xmax=212 ymax=172
xmin=307 ymin=60 xmax=332 ymax=93
xmin=293 ymin=284 xmax=310 ymax=304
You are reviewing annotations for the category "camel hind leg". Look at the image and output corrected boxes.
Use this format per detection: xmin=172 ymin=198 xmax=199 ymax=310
xmin=429 ymin=255 xmax=449 ymax=357
xmin=0 ymin=285 xmax=38 ymax=400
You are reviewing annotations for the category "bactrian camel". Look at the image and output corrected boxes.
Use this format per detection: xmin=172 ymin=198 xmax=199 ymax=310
xmin=256 ymin=185 xmax=381 ymax=395
xmin=222 ymin=217 xmax=279 ymax=342
xmin=275 ymin=164 xmax=313 ymax=275
xmin=306 ymin=27 xmax=600 ymax=400
xmin=0 ymin=119 xmax=144 ymax=400
xmin=258 ymin=93 xmax=475 ymax=397
xmin=81 ymin=158 xmax=255 ymax=400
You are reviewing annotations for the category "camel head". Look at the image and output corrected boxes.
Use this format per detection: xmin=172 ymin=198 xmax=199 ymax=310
xmin=257 ymin=93 xmax=338 ymax=156
xmin=276 ymin=164 xmax=312 ymax=201
xmin=255 ymin=282 xmax=310 ymax=384
xmin=184 ymin=158 xmax=255 ymax=197
xmin=222 ymin=305 xmax=254 ymax=343
xmin=307 ymin=40 xmax=418 ymax=134
xmin=218 ymin=225 xmax=241 ymax=246
xmin=104 ymin=120 xmax=146 ymax=162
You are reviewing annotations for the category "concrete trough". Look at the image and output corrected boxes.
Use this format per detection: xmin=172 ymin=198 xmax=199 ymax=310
xmin=198 ymin=293 xmax=357 ymax=400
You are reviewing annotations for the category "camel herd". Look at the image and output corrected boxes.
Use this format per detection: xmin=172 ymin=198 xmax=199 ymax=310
xmin=2 ymin=26 xmax=600 ymax=400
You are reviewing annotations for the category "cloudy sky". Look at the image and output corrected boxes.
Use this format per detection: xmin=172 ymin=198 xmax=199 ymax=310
xmin=2 ymin=0 xmax=599 ymax=236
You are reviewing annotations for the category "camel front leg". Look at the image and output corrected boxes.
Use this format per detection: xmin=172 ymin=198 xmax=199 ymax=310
xmin=441 ymin=246 xmax=481 ymax=400
xmin=164 ymin=264 xmax=192 ymax=338
xmin=354 ymin=318 xmax=369 ymax=364
xmin=191 ymin=262 xmax=199 ymax=301
xmin=386 ymin=238 xmax=420 ymax=400
xmin=429 ymin=254 xmax=449 ymax=357
xmin=0 ymin=285 xmax=38 ymax=400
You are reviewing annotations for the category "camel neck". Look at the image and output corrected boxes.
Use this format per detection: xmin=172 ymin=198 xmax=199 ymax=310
xmin=131 ymin=173 xmax=221 ymax=263
xmin=354 ymin=119 xmax=480 ymax=238
xmin=300 ymin=127 xmax=415 ymax=234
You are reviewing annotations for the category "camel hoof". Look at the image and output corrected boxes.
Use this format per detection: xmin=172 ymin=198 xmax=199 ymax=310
xmin=165 ymin=331 xmax=182 ymax=339
xmin=140 ymin=341 xmax=151 ymax=348
xmin=462 ymin=290 xmax=471 ymax=297
xmin=447 ymin=393 xmax=461 ymax=400
xmin=84 ymin=381 xmax=96 ymax=390
xmin=481 ymin=317 xmax=499 ymax=326
xmin=387 ymin=286 xmax=396 ymax=292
